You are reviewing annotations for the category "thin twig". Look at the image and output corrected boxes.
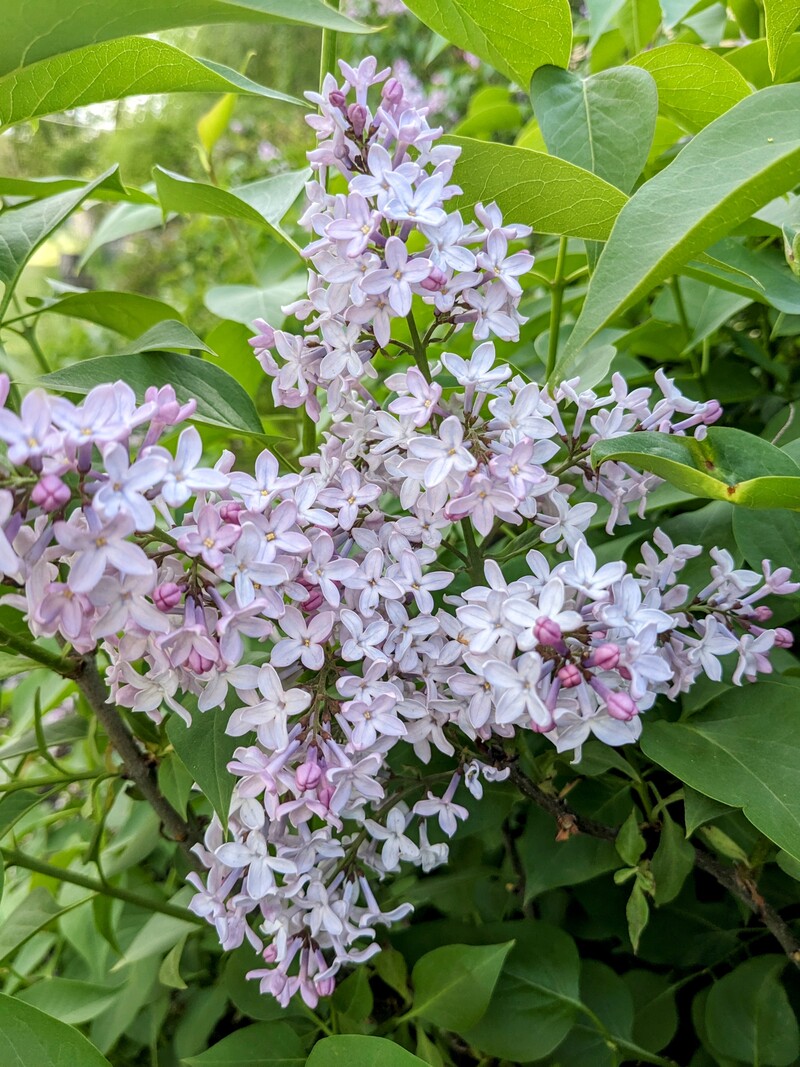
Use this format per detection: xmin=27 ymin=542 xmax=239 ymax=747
xmin=492 ymin=751 xmax=800 ymax=968
xmin=73 ymin=655 xmax=202 ymax=868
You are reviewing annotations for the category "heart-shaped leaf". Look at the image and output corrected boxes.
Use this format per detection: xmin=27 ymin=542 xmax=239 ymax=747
xmin=531 ymin=64 xmax=657 ymax=193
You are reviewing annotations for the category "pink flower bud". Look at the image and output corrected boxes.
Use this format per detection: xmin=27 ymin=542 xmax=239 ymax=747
xmin=315 ymin=975 xmax=336 ymax=998
xmin=381 ymin=77 xmax=403 ymax=106
xmin=347 ymin=103 xmax=367 ymax=137
xmin=753 ymin=605 xmax=773 ymax=622
xmin=534 ymin=617 xmax=562 ymax=646
xmin=31 ymin=473 xmax=70 ymax=512
xmin=328 ymin=90 xmax=347 ymax=110
xmin=606 ymin=691 xmax=637 ymax=721
xmin=702 ymin=399 xmax=723 ymax=425
xmin=774 ymin=627 xmax=794 ymax=648
xmin=296 ymin=759 xmax=322 ymax=791
xmin=419 ymin=266 xmax=448 ymax=292
xmin=317 ymin=783 xmax=334 ymax=809
xmin=187 ymin=648 xmax=215 ymax=674
xmin=154 ymin=582 xmax=182 ymax=612
xmin=219 ymin=501 xmax=244 ymax=524
xmin=248 ymin=318 xmax=275 ymax=350
xmin=589 ymin=642 xmax=620 ymax=670
xmin=297 ymin=578 xmax=324 ymax=613
xmin=558 ymin=663 xmax=582 ymax=688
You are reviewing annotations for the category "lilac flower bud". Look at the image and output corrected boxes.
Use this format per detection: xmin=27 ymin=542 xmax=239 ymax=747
xmin=154 ymin=582 xmax=183 ymax=612
xmin=297 ymin=578 xmax=325 ymax=613
xmin=419 ymin=266 xmax=448 ymax=292
xmin=315 ymin=975 xmax=336 ymax=998
xmin=347 ymin=103 xmax=368 ymax=137
xmin=381 ymin=77 xmax=403 ymax=106
xmin=753 ymin=605 xmax=773 ymax=622
xmin=219 ymin=501 xmax=244 ymax=524
xmin=296 ymin=757 xmax=323 ymax=791
xmin=588 ymin=642 xmax=621 ymax=670
xmin=558 ymin=663 xmax=582 ymax=688
xmin=188 ymin=648 xmax=215 ymax=674
xmin=606 ymin=690 xmax=638 ymax=721
xmin=31 ymin=473 xmax=70 ymax=512
xmin=534 ymin=617 xmax=562 ymax=646
xmin=145 ymin=385 xmax=197 ymax=426
xmin=248 ymin=318 xmax=275 ymax=351
xmin=774 ymin=627 xmax=794 ymax=648
xmin=329 ymin=90 xmax=347 ymax=111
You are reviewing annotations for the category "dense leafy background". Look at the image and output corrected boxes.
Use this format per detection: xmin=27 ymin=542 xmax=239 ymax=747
xmin=1 ymin=0 xmax=800 ymax=1064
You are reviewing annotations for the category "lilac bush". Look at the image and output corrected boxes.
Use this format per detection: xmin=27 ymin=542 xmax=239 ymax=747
xmin=0 ymin=58 xmax=795 ymax=1014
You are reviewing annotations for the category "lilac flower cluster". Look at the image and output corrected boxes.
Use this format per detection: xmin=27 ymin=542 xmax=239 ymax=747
xmin=0 ymin=58 xmax=794 ymax=1009
xmin=254 ymin=56 xmax=533 ymax=420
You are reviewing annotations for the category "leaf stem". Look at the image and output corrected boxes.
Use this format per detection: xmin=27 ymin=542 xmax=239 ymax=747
xmin=1 ymin=847 xmax=205 ymax=925
xmin=0 ymin=623 xmax=77 ymax=676
xmin=461 ymin=518 xmax=484 ymax=584
xmin=405 ymin=312 xmax=432 ymax=383
xmin=546 ymin=236 xmax=569 ymax=381
xmin=0 ymin=771 xmax=107 ymax=795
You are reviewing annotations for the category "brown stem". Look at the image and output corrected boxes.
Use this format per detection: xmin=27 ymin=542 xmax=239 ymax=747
xmin=495 ymin=753 xmax=800 ymax=968
xmin=73 ymin=655 xmax=202 ymax=869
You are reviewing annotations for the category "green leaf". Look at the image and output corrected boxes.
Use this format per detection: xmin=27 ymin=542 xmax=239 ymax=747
xmin=705 ymin=956 xmax=799 ymax=1065
xmin=591 ymin=427 xmax=800 ymax=509
xmin=332 ymin=967 xmax=373 ymax=1022
xmin=0 ymin=713 xmax=87 ymax=760
xmin=0 ymin=0 xmax=368 ymax=75
xmin=40 ymin=352 xmax=266 ymax=438
xmin=79 ymin=199 xmax=167 ymax=268
xmin=0 ymin=992 xmax=112 ymax=1066
xmin=0 ymin=789 xmax=55 ymax=839
xmin=15 ymin=979 xmax=118 ymax=1025
xmin=448 ymin=137 xmax=629 ymax=241
xmin=0 ymin=887 xmax=68 ymax=964
xmin=616 ymin=810 xmax=646 ymax=866
xmin=553 ymin=85 xmax=800 ymax=379
xmin=0 ymin=168 xmax=118 ymax=319
xmin=624 ymin=970 xmax=679 ymax=1054
xmin=0 ymin=171 xmax=151 ymax=203
xmin=531 ymin=64 xmax=657 ymax=193
xmin=626 ymin=880 xmax=650 ymax=953
xmin=409 ymin=941 xmax=513 ymax=1032
xmin=153 ymin=167 xmax=310 ymax=254
xmin=733 ymin=506 xmax=800 ymax=578
xmin=28 ymin=290 xmax=181 ymax=338
xmin=555 ymin=960 xmax=635 ymax=1066
xmin=642 ymin=679 xmax=800 ymax=862
xmin=0 ymin=37 xmax=302 ymax=131
xmin=306 ymin=1037 xmax=427 ymax=1067
xmin=167 ymin=707 xmax=238 ymax=825
xmin=765 ymin=0 xmax=800 ymax=75
xmin=403 ymin=0 xmax=572 ymax=86
xmin=204 ymin=279 xmax=306 ymax=327
xmin=650 ymin=811 xmax=695 ymax=905
xmin=629 ymin=43 xmax=751 ymax=133
xmin=198 ymin=94 xmax=237 ymax=156
xmin=115 ymin=320 xmax=215 ymax=356
xmin=183 ymin=1023 xmax=305 ymax=1066
xmin=157 ymin=752 xmax=194 ymax=821
xmin=159 ymin=935 xmax=188 ymax=990
xmin=683 ymin=786 xmax=735 ymax=837
xmin=463 ymin=923 xmax=580 ymax=1062
xmin=373 ymin=947 xmax=411 ymax=1001
xmin=114 ymin=889 xmax=196 ymax=968
xmin=518 ymin=803 xmax=621 ymax=901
